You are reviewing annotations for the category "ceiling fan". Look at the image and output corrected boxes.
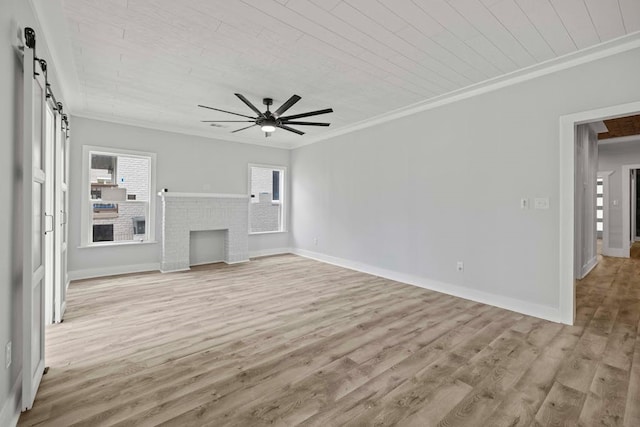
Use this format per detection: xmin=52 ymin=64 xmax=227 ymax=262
xmin=198 ymin=93 xmax=333 ymax=137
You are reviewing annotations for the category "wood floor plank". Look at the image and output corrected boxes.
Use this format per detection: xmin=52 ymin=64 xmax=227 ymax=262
xmin=480 ymin=389 xmax=537 ymax=427
xmin=17 ymin=250 xmax=640 ymax=426
xmin=623 ymin=338 xmax=640 ymax=427
xmin=300 ymin=309 xmax=505 ymax=426
xmin=579 ymin=363 xmax=628 ymax=426
xmin=225 ymin=307 xmax=486 ymax=427
xmin=534 ymin=381 xmax=586 ymax=426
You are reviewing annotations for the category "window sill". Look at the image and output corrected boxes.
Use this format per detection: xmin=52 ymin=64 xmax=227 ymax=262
xmin=79 ymin=240 xmax=158 ymax=249
xmin=249 ymin=231 xmax=288 ymax=236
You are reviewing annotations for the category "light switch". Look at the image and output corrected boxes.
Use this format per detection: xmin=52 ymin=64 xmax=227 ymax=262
xmin=534 ymin=198 xmax=549 ymax=210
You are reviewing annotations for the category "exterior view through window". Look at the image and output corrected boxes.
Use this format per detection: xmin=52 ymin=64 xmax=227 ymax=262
xmin=249 ymin=165 xmax=285 ymax=233
xmin=88 ymin=151 xmax=151 ymax=244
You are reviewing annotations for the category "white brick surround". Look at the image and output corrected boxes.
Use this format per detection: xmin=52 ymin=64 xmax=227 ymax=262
xmin=159 ymin=192 xmax=250 ymax=272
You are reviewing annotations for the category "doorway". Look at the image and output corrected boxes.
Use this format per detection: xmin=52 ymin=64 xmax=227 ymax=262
xmin=560 ymin=100 xmax=640 ymax=325
xmin=622 ymin=164 xmax=640 ymax=257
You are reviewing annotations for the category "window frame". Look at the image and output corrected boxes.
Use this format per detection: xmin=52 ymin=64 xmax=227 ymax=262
xmin=80 ymin=145 xmax=157 ymax=248
xmin=248 ymin=163 xmax=287 ymax=235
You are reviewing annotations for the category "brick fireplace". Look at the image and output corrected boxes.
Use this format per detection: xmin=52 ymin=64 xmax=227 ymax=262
xmin=158 ymin=192 xmax=250 ymax=272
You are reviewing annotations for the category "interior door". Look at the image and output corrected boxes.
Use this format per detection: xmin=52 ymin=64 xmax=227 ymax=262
xmin=54 ymin=112 xmax=70 ymax=322
xmin=44 ymin=103 xmax=55 ymax=325
xmin=22 ymin=38 xmax=47 ymax=411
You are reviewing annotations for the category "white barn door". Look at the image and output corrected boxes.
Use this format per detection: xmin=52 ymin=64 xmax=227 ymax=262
xmin=21 ymin=31 xmax=47 ymax=411
xmin=54 ymin=111 xmax=70 ymax=322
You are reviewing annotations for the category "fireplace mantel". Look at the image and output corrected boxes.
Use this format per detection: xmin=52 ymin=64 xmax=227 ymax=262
xmin=158 ymin=192 xmax=250 ymax=272
xmin=157 ymin=192 xmax=249 ymax=199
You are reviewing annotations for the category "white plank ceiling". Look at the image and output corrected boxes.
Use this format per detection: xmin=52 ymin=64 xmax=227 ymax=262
xmin=58 ymin=0 xmax=639 ymax=147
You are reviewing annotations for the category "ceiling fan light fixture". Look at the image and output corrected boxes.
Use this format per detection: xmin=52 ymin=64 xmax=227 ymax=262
xmin=199 ymin=94 xmax=333 ymax=137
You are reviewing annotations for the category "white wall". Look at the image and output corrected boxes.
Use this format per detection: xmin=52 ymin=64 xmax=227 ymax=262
xmin=0 ymin=2 xmax=21 ymax=422
xmin=1 ymin=0 xmax=65 ymax=424
xmin=68 ymin=117 xmax=291 ymax=278
xmin=291 ymin=46 xmax=640 ymax=322
xmin=598 ymin=137 xmax=640 ymax=249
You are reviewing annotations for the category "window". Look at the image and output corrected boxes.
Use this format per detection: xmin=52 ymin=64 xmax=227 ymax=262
xmin=596 ymin=177 xmax=604 ymax=234
xmin=249 ymin=164 xmax=286 ymax=233
xmin=82 ymin=146 xmax=156 ymax=246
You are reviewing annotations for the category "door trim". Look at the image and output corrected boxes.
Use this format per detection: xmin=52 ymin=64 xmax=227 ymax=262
xmin=622 ymin=164 xmax=640 ymax=257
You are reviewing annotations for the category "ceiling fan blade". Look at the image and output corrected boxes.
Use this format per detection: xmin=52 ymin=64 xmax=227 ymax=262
xmin=281 ymin=121 xmax=330 ymax=126
xmin=234 ymin=93 xmax=265 ymax=117
xmin=201 ymin=120 xmax=254 ymax=122
xmin=198 ymin=104 xmax=255 ymax=119
xmin=279 ymin=108 xmax=333 ymax=121
xmin=232 ymin=124 xmax=258 ymax=133
xmin=274 ymin=94 xmax=301 ymax=117
xmin=278 ymin=124 xmax=305 ymax=135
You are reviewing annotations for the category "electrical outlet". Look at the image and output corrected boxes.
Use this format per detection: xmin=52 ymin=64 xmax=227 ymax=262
xmin=457 ymin=261 xmax=464 ymax=272
xmin=520 ymin=198 xmax=528 ymax=209
xmin=313 ymin=237 xmax=318 ymax=246
xmin=5 ymin=341 xmax=11 ymax=369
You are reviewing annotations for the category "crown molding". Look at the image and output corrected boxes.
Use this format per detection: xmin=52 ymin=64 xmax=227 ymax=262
xmin=297 ymin=31 xmax=640 ymax=149
xmin=71 ymin=112 xmax=297 ymax=150
xmin=34 ymin=0 xmax=639 ymax=151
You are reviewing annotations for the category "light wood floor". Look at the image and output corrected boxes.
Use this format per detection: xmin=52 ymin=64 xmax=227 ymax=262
xmin=18 ymin=253 xmax=640 ymax=426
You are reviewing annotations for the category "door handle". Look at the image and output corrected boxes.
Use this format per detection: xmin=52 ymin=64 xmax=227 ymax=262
xmin=44 ymin=213 xmax=54 ymax=234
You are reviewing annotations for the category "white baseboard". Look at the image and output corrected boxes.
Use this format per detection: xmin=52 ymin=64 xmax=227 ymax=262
xmin=224 ymin=259 xmax=251 ymax=265
xmin=0 ymin=375 xmax=21 ymax=427
xmin=67 ymin=248 xmax=562 ymax=322
xmin=159 ymin=267 xmax=190 ymax=274
xmin=69 ymin=263 xmax=160 ymax=281
xmin=162 ymin=258 xmax=251 ymax=273
xmin=580 ymin=256 xmax=598 ymax=279
xmin=602 ymin=247 xmax=628 ymax=258
xmin=249 ymin=247 xmax=292 ymax=258
xmin=292 ymin=248 xmax=562 ymax=323
xmin=70 ymin=249 xmax=294 ymax=280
